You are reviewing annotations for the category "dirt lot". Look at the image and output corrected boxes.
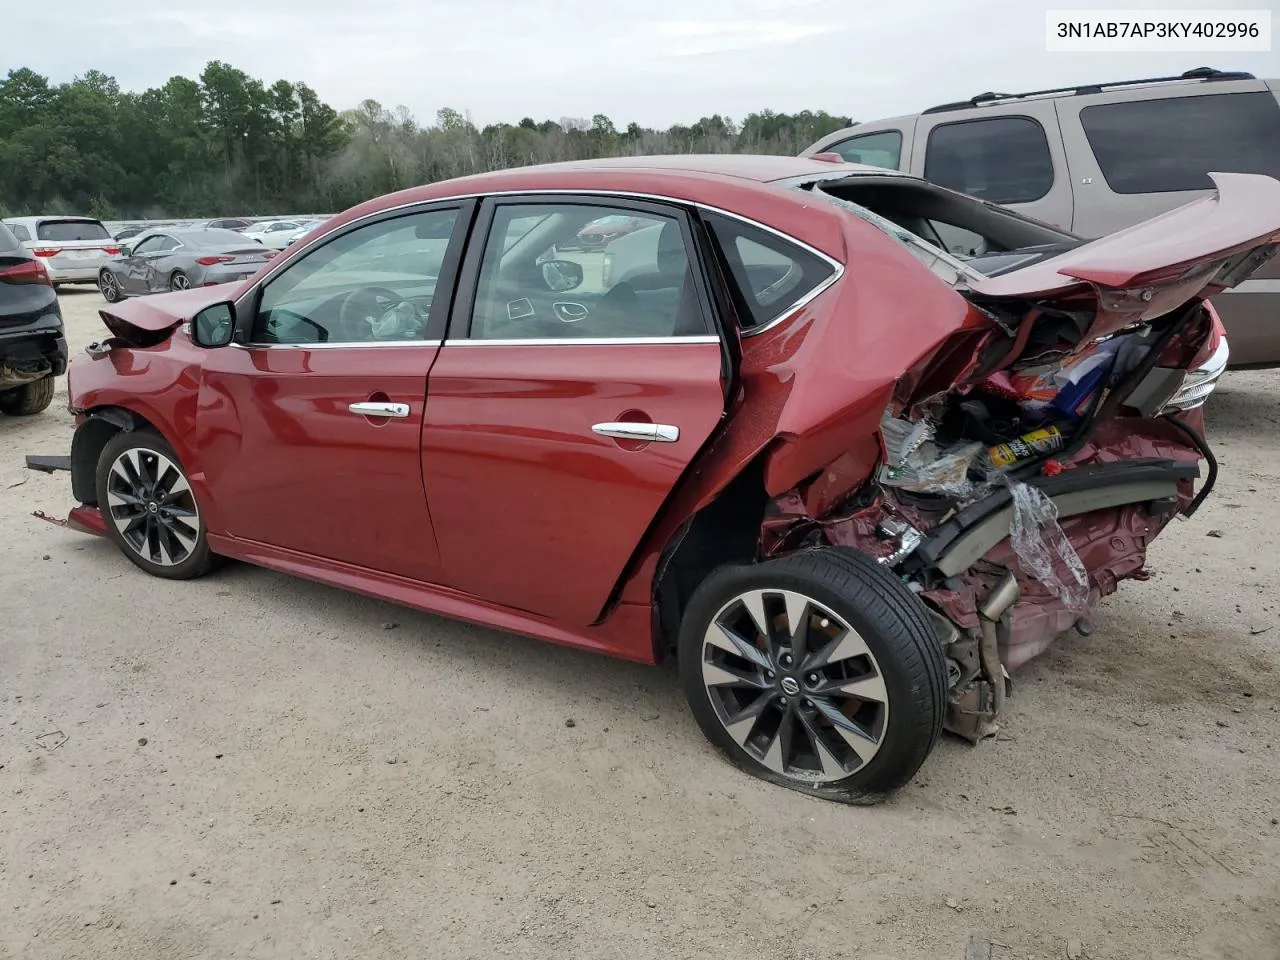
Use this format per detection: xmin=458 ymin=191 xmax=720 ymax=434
xmin=2 ymin=287 xmax=1279 ymax=960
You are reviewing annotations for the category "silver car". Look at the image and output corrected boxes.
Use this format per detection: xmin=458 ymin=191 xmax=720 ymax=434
xmin=98 ymin=228 xmax=277 ymax=301
xmin=1 ymin=215 xmax=120 ymax=286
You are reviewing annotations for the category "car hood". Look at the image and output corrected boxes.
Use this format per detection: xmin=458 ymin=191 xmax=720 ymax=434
xmin=98 ymin=285 xmax=239 ymax=347
xmin=969 ymin=171 xmax=1280 ymax=339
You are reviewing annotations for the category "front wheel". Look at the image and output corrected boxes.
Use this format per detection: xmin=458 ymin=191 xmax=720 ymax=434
xmin=99 ymin=270 xmax=124 ymax=302
xmin=678 ymin=547 xmax=948 ymax=805
xmin=95 ymin=429 xmax=215 ymax=579
xmin=0 ymin=375 xmax=56 ymax=415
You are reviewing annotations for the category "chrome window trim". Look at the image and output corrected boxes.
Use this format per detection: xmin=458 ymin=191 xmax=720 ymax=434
xmin=453 ymin=335 xmax=721 ymax=347
xmin=233 ymin=339 xmax=443 ymax=351
xmin=233 ymin=186 xmax=849 ymax=342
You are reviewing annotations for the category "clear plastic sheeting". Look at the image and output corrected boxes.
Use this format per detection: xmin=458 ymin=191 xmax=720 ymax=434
xmin=878 ymin=413 xmax=983 ymax=497
xmin=999 ymin=476 xmax=1092 ymax=614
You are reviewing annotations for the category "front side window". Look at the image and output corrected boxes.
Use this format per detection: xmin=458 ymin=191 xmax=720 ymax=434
xmin=703 ymin=213 xmax=836 ymax=331
xmin=826 ymin=131 xmax=903 ymax=170
xmin=924 ymin=116 xmax=1055 ymax=204
xmin=252 ymin=208 xmax=458 ymax=345
xmin=1080 ymin=91 xmax=1280 ymax=194
xmin=469 ymin=202 xmax=709 ymax=340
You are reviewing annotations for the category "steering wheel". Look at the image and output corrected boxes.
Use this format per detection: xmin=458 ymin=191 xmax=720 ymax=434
xmin=336 ymin=285 xmax=418 ymax=340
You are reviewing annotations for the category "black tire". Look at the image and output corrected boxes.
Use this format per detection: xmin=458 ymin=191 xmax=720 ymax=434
xmin=98 ymin=270 xmax=123 ymax=302
xmin=169 ymin=271 xmax=190 ymax=292
xmin=0 ymin=375 xmax=56 ymax=416
xmin=95 ymin=428 xmax=216 ymax=580
xmin=678 ymin=546 xmax=947 ymax=805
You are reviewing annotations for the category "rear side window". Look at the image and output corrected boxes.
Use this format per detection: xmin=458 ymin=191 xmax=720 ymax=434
xmin=826 ymin=131 xmax=903 ymax=170
xmin=924 ymin=117 xmax=1055 ymax=204
xmin=1080 ymin=91 xmax=1280 ymax=194
xmin=36 ymin=219 xmax=111 ymax=241
xmin=703 ymin=213 xmax=836 ymax=331
xmin=9 ymin=223 xmax=31 ymax=242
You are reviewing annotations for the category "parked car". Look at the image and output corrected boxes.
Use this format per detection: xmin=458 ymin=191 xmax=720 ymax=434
xmin=241 ymin=219 xmax=306 ymax=249
xmin=29 ymin=155 xmax=1273 ymax=803
xmin=1 ymin=215 xmax=121 ymax=288
xmin=198 ymin=218 xmax=255 ymax=232
xmin=281 ymin=219 xmax=327 ymax=247
xmin=97 ymin=228 xmax=278 ymax=301
xmin=0 ymin=220 xmax=66 ymax=416
xmin=113 ymin=225 xmax=150 ymax=241
xmin=800 ymin=67 xmax=1280 ymax=367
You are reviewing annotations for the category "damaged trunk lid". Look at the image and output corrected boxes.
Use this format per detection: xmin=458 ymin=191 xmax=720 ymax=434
xmin=969 ymin=171 xmax=1280 ymax=341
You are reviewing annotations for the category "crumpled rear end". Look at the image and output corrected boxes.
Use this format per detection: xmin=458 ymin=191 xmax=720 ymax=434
xmin=758 ymin=289 xmax=1228 ymax=741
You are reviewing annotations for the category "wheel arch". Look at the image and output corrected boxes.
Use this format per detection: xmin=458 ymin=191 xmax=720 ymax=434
xmin=71 ymin=406 xmax=163 ymax=504
xmin=649 ymin=452 xmax=773 ymax=662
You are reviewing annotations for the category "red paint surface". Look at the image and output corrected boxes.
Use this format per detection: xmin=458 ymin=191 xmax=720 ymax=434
xmin=421 ymin=341 xmax=726 ymax=625
xmin=197 ymin=341 xmax=445 ymax=582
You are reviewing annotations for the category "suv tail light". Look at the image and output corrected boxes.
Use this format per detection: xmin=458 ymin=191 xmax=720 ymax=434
xmin=195 ymin=255 xmax=235 ymax=266
xmin=0 ymin=259 xmax=52 ymax=285
xmin=31 ymin=248 xmax=61 ymax=258
xmin=103 ymin=246 xmax=121 ymax=255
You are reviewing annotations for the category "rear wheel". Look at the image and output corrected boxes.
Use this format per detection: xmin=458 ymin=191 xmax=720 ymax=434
xmin=95 ymin=429 xmax=215 ymax=580
xmin=169 ymin=271 xmax=190 ymax=292
xmin=99 ymin=270 xmax=123 ymax=302
xmin=0 ymin=375 xmax=56 ymax=416
xmin=678 ymin=547 xmax=947 ymax=805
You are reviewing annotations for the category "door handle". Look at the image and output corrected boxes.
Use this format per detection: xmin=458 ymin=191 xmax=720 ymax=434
xmin=591 ymin=422 xmax=680 ymax=443
xmin=349 ymin=401 xmax=410 ymax=418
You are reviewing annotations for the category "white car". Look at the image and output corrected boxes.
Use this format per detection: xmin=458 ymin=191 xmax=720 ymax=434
xmin=241 ymin=220 xmax=307 ymax=250
xmin=1 ymin=216 xmax=122 ymax=286
xmin=281 ymin=219 xmax=327 ymax=247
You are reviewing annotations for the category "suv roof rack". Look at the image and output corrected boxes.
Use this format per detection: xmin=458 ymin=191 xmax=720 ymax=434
xmin=920 ymin=66 xmax=1257 ymax=115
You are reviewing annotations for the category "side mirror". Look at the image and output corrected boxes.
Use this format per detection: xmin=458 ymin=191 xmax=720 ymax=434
xmin=117 ymin=244 xmax=132 ymax=257
xmin=191 ymin=302 xmax=236 ymax=348
xmin=541 ymin=258 xmax=583 ymax=293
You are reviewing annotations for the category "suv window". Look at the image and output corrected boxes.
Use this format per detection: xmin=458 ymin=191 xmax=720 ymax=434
xmin=826 ymin=131 xmax=903 ymax=170
xmin=7 ymin=223 xmax=31 ymax=242
xmin=703 ymin=213 xmax=836 ymax=330
xmin=924 ymin=117 xmax=1055 ymax=204
xmin=470 ymin=202 xmax=709 ymax=340
xmin=1080 ymin=91 xmax=1280 ymax=195
xmin=35 ymin=219 xmax=111 ymax=242
xmin=253 ymin=208 xmax=458 ymax=344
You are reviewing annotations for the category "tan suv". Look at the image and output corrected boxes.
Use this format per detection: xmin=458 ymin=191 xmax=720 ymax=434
xmin=801 ymin=67 xmax=1280 ymax=367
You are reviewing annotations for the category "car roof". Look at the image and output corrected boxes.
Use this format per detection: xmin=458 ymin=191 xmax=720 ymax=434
xmin=322 ymin=154 xmax=907 ymax=263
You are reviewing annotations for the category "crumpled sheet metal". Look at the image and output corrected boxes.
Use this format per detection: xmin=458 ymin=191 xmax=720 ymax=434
xmin=761 ymin=414 xmax=1203 ymax=669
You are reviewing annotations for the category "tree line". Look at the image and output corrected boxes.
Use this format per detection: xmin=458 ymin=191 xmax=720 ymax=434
xmin=0 ymin=62 xmax=854 ymax=220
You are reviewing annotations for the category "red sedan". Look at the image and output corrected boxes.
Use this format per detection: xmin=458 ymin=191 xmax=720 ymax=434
xmin=31 ymin=155 xmax=1275 ymax=803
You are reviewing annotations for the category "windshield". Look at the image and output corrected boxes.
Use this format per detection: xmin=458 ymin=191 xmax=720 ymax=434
xmin=36 ymin=219 xmax=111 ymax=241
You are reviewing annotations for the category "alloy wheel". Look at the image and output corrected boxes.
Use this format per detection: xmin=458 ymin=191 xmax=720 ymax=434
xmin=99 ymin=272 xmax=120 ymax=301
xmin=105 ymin=447 xmax=201 ymax=566
xmin=700 ymin=588 xmax=889 ymax=784
xmin=170 ymin=272 xmax=190 ymax=291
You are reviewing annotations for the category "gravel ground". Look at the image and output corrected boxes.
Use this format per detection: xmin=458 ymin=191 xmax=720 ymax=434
xmin=2 ymin=287 xmax=1278 ymax=960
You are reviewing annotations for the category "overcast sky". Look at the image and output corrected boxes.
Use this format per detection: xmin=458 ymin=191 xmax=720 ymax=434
xmin=8 ymin=0 xmax=1276 ymax=127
